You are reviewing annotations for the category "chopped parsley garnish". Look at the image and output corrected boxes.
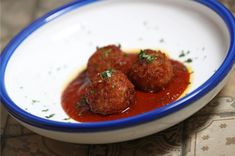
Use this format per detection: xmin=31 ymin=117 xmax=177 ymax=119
xmin=32 ymin=100 xmax=39 ymax=104
xmin=42 ymin=109 xmax=49 ymax=112
xmin=179 ymin=50 xmax=190 ymax=58
xmin=90 ymin=90 xmax=96 ymax=94
xmin=124 ymin=53 xmax=128 ymax=57
xmin=179 ymin=51 xmax=185 ymax=57
xmin=102 ymin=49 xmax=112 ymax=57
xmin=101 ymin=69 xmax=114 ymax=79
xmin=45 ymin=114 xmax=55 ymax=118
xmin=63 ymin=117 xmax=71 ymax=120
xmin=139 ymin=50 xmax=156 ymax=63
xmin=184 ymin=58 xmax=193 ymax=63
xmin=78 ymin=97 xmax=88 ymax=107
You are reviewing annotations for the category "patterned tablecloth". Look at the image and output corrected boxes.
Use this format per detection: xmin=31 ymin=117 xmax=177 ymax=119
xmin=1 ymin=0 xmax=235 ymax=156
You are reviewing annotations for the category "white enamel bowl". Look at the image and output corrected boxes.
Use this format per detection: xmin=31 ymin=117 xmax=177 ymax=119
xmin=1 ymin=0 xmax=235 ymax=144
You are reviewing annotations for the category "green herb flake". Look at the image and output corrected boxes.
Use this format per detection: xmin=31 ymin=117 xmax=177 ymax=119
xmin=78 ymin=97 xmax=88 ymax=107
xmin=45 ymin=114 xmax=55 ymax=119
xmin=42 ymin=109 xmax=49 ymax=112
xmin=90 ymin=90 xmax=96 ymax=94
xmin=179 ymin=50 xmax=190 ymax=58
xmin=184 ymin=58 xmax=193 ymax=63
xmin=124 ymin=53 xmax=128 ymax=57
xmin=139 ymin=50 xmax=156 ymax=64
xmin=102 ymin=49 xmax=112 ymax=58
xmin=118 ymin=44 xmax=121 ymax=48
xmin=179 ymin=51 xmax=186 ymax=57
xmin=63 ymin=117 xmax=71 ymax=120
xmin=101 ymin=69 xmax=114 ymax=79
xmin=32 ymin=100 xmax=39 ymax=104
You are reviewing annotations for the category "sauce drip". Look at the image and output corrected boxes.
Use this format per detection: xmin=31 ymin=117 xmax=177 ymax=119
xmin=61 ymin=54 xmax=190 ymax=122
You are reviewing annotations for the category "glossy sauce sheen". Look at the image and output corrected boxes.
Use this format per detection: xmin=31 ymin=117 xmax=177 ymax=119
xmin=62 ymin=54 xmax=190 ymax=122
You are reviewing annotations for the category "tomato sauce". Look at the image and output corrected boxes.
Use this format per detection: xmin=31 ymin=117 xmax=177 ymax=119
xmin=61 ymin=54 xmax=190 ymax=122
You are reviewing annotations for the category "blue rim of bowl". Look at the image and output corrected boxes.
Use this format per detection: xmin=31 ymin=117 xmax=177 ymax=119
xmin=0 ymin=0 xmax=235 ymax=132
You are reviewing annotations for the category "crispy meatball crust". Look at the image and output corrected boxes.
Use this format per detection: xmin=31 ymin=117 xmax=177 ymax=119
xmin=129 ymin=49 xmax=174 ymax=92
xmin=87 ymin=45 xmax=132 ymax=81
xmin=85 ymin=69 xmax=135 ymax=115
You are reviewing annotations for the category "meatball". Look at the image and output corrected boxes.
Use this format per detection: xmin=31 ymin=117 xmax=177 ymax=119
xmin=129 ymin=49 xmax=174 ymax=92
xmin=87 ymin=45 xmax=132 ymax=80
xmin=85 ymin=69 xmax=135 ymax=115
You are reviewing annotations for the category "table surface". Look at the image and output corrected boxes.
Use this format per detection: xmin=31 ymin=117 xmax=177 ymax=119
xmin=1 ymin=0 xmax=235 ymax=156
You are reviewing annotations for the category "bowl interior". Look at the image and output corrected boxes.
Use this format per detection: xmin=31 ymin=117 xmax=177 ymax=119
xmin=4 ymin=0 xmax=230 ymax=122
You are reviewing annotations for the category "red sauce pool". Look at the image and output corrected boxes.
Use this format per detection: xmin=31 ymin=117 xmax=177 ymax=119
xmin=61 ymin=54 xmax=190 ymax=122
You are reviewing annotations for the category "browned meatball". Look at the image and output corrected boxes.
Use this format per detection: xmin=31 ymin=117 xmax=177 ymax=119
xmin=85 ymin=69 xmax=135 ymax=115
xmin=87 ymin=45 xmax=132 ymax=81
xmin=129 ymin=49 xmax=174 ymax=92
